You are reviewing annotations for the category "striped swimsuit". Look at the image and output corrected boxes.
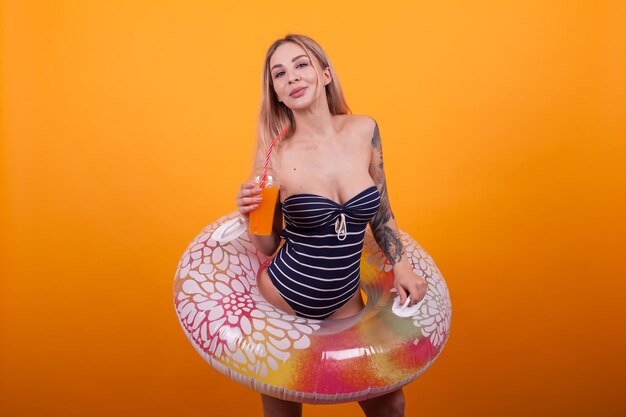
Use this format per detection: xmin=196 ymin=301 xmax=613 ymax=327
xmin=267 ymin=185 xmax=381 ymax=319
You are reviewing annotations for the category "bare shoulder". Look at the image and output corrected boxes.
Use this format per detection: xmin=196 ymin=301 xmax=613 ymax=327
xmin=342 ymin=114 xmax=378 ymax=144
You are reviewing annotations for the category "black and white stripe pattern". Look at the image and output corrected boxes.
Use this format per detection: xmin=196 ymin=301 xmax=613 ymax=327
xmin=267 ymin=186 xmax=381 ymax=319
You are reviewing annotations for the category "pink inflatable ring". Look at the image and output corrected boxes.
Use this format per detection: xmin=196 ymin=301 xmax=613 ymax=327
xmin=173 ymin=211 xmax=451 ymax=404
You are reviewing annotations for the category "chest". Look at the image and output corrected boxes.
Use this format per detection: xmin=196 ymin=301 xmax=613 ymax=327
xmin=275 ymin=138 xmax=372 ymax=199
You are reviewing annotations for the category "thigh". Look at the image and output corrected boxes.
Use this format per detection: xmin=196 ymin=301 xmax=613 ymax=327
xmin=257 ymin=268 xmax=296 ymax=315
xmin=358 ymin=388 xmax=405 ymax=417
xmin=260 ymin=393 xmax=302 ymax=417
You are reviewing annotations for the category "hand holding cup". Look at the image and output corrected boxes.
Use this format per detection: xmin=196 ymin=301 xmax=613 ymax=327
xmin=236 ymin=181 xmax=262 ymax=219
xmin=236 ymin=168 xmax=279 ymax=235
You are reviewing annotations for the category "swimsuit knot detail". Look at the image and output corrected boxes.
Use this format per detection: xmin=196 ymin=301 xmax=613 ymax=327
xmin=335 ymin=213 xmax=347 ymax=241
xmin=267 ymin=185 xmax=381 ymax=319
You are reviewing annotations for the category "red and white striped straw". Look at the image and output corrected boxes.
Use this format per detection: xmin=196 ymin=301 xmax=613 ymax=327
xmin=260 ymin=125 xmax=289 ymax=187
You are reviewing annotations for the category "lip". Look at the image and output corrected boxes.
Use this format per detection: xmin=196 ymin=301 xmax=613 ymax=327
xmin=289 ymin=86 xmax=307 ymax=97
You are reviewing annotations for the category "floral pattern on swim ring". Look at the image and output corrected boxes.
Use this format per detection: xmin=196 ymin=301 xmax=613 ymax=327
xmin=175 ymin=218 xmax=320 ymax=379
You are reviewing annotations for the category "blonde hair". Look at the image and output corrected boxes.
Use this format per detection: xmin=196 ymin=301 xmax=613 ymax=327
xmin=255 ymin=34 xmax=351 ymax=167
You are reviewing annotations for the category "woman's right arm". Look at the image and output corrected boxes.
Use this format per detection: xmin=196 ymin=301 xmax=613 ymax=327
xmin=236 ymin=180 xmax=282 ymax=256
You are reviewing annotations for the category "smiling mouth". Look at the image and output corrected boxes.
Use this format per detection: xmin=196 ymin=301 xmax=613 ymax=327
xmin=290 ymin=87 xmax=307 ymax=97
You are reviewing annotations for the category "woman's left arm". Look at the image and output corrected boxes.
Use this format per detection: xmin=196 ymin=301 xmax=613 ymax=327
xmin=368 ymin=120 xmax=427 ymax=307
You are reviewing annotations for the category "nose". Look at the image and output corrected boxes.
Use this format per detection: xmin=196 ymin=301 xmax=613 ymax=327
xmin=288 ymin=72 xmax=300 ymax=83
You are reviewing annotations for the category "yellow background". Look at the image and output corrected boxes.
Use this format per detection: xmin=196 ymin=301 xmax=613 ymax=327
xmin=1 ymin=1 xmax=625 ymax=416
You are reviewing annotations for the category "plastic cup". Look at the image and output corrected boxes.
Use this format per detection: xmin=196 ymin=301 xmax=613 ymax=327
xmin=248 ymin=169 xmax=279 ymax=236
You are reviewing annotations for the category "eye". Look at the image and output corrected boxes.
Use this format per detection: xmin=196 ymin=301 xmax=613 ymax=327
xmin=273 ymin=62 xmax=308 ymax=79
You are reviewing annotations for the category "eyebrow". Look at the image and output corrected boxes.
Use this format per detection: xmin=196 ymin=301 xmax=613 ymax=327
xmin=271 ymin=54 xmax=309 ymax=71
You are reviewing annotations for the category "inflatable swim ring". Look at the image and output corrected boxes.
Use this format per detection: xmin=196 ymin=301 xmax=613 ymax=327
xmin=173 ymin=211 xmax=451 ymax=404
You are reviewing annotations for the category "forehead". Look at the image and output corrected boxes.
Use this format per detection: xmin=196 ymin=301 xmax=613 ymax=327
xmin=269 ymin=42 xmax=309 ymax=67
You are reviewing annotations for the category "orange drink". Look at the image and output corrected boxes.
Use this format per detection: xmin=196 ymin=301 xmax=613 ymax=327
xmin=249 ymin=176 xmax=279 ymax=235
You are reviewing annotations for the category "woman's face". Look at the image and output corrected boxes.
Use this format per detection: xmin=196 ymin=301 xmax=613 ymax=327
xmin=269 ymin=42 xmax=331 ymax=110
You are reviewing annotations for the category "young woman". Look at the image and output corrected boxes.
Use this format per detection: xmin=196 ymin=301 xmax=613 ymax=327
xmin=235 ymin=34 xmax=427 ymax=417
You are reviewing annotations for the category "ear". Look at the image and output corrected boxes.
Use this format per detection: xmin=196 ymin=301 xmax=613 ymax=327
xmin=324 ymin=66 xmax=332 ymax=86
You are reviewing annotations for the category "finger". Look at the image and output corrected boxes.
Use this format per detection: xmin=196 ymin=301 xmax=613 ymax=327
xmin=239 ymin=182 xmax=255 ymax=193
xmin=400 ymin=280 xmax=414 ymax=307
xmin=410 ymin=282 xmax=426 ymax=305
xmin=236 ymin=193 xmax=262 ymax=204
xmin=243 ymin=186 xmax=262 ymax=197
xmin=417 ymin=277 xmax=428 ymax=302
xmin=244 ymin=196 xmax=263 ymax=205
xmin=395 ymin=284 xmax=408 ymax=305
xmin=238 ymin=202 xmax=260 ymax=213
xmin=239 ymin=204 xmax=259 ymax=214
xmin=414 ymin=281 xmax=427 ymax=305
xmin=402 ymin=286 xmax=412 ymax=306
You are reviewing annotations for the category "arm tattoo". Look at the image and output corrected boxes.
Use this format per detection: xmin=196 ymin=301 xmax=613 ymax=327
xmin=368 ymin=122 xmax=404 ymax=265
